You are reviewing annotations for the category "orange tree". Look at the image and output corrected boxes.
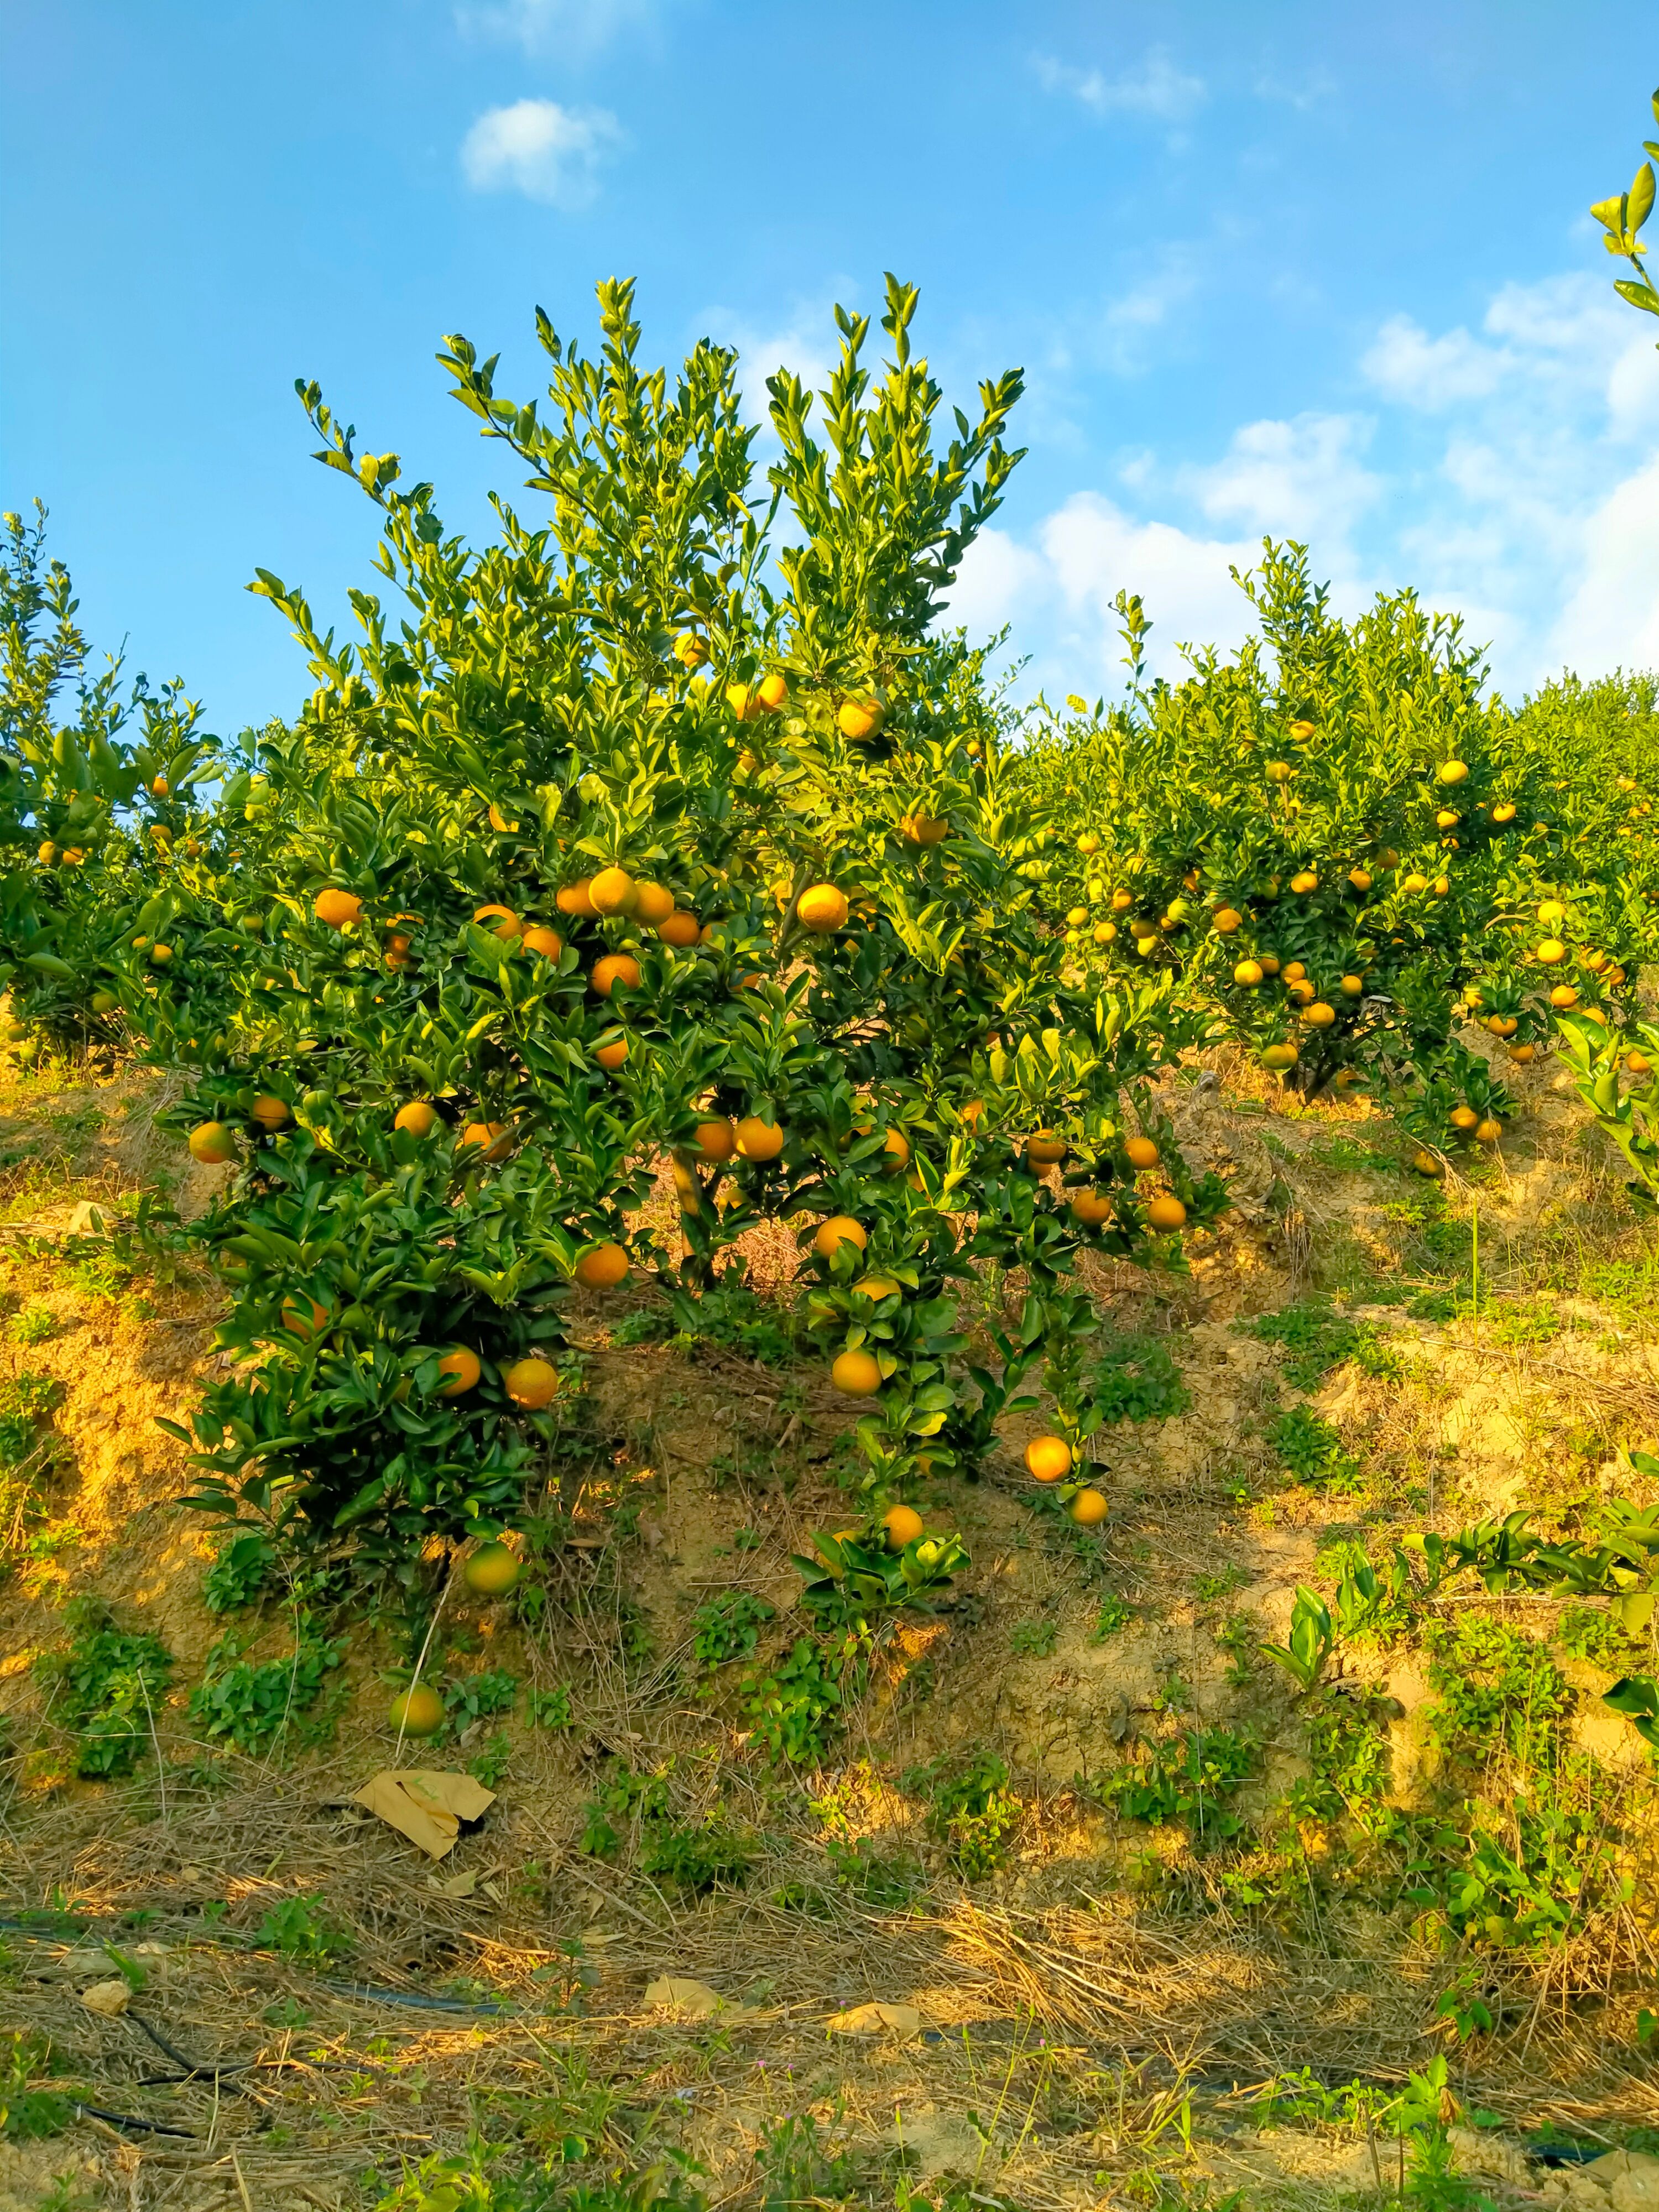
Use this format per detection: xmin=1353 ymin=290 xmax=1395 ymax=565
xmin=112 ymin=277 xmax=1225 ymax=1566
xmin=1 ymin=506 xmax=216 ymax=1056
xmin=1013 ymin=545 xmax=1630 ymax=1157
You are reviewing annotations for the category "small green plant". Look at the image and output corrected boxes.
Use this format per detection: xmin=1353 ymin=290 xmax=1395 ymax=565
xmin=1091 ymin=1330 xmax=1188 ymax=1423
xmin=187 ymin=1632 xmax=345 ymax=1756
xmin=793 ymin=1527 xmax=968 ymax=1632
xmin=202 ymin=1531 xmax=280 ymax=1613
xmin=528 ymin=1684 xmax=574 ymax=1731
xmin=1010 ymin=1618 xmax=1057 ymax=1658
xmin=1099 ymin=1726 xmax=1257 ymax=1846
xmin=742 ymin=1637 xmax=844 ymax=1766
xmin=255 ymin=1892 xmax=352 ymax=1971
xmin=1259 ymin=1589 xmax=1334 ymax=1695
xmin=1240 ymin=1299 xmax=1367 ymax=1390
xmin=444 ymin=1668 xmax=519 ymax=1734
xmin=691 ymin=1590 xmax=775 ymax=1674
xmin=1192 ymin=1563 xmax=1249 ymax=1604
xmin=1092 ymin=1594 xmax=1135 ymax=1639
xmin=1269 ymin=1407 xmax=1362 ymax=1490
xmin=639 ymin=1812 xmax=753 ymax=1894
xmin=260 ymin=1997 xmax=311 ymax=2028
xmin=6 ymin=1303 xmax=58 ymax=1346
xmin=0 ymin=2032 xmax=74 ymax=2142
xmin=41 ymin=1600 xmax=171 ymax=1778
xmin=1558 ymin=1605 xmax=1632 ymax=1667
xmin=467 ymin=1733 xmax=513 ymax=1789
xmin=906 ymin=1748 xmax=1021 ymax=1878
xmin=0 ymin=1371 xmax=62 ymax=1468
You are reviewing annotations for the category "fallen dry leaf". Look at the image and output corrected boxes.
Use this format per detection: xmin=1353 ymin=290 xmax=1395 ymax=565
xmin=642 ymin=1974 xmax=758 ymax=2019
xmin=828 ymin=2001 xmax=925 ymax=2041
xmin=80 ymin=1979 xmax=132 ymax=2018
xmin=353 ymin=1770 xmax=496 ymax=1860
xmin=429 ymin=1867 xmax=477 ymax=1898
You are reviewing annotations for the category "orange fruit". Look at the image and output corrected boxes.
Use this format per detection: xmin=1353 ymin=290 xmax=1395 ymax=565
xmin=1412 ymin=1150 xmax=1443 ymax=1177
xmin=1348 ymin=868 xmax=1373 ymax=891
xmin=1626 ymin=1050 xmax=1652 ymax=1075
xmin=592 ymin=954 xmax=641 ymax=998
xmin=594 ymin=1036 xmax=629 ymax=1071
xmin=1124 ymin=1135 xmax=1159 ymax=1170
xmin=521 ymin=924 xmax=564 ymax=960
xmin=1025 ymin=1435 xmax=1072 ymax=1483
xmin=1282 ymin=961 xmax=1306 ymax=982
xmin=692 ymin=1118 xmax=738 ymax=1162
xmin=1491 ymin=801 xmax=1517 ymax=824
xmin=814 ymin=1215 xmax=867 ymax=1261
xmin=1340 ymin=975 xmax=1364 ymax=997
xmin=314 ymin=888 xmax=362 ymax=927
xmin=250 ymin=1095 xmax=290 ymax=1130
xmin=395 ymin=1100 xmax=440 ymax=1138
xmin=473 ymin=903 xmax=522 ymax=940
xmin=556 ymin=879 xmax=597 ymax=917
xmin=832 ymin=1349 xmax=882 ymax=1396
xmin=658 ymin=910 xmax=701 ymax=947
xmin=487 ymin=801 xmax=517 ymax=833
xmin=1451 ymin=1105 xmax=1478 ymax=1130
xmin=1027 ymin=1131 xmax=1068 ymax=1168
xmin=389 ymin=1685 xmax=445 ymax=1738
xmin=1070 ymin=1189 xmax=1114 ymax=1228
xmin=755 ymin=671 xmax=789 ymax=711
xmin=590 ymin=866 xmax=637 ymax=916
xmin=463 ymin=1542 xmax=521 ymax=1596
xmin=1550 ymin=984 xmax=1578 ymax=1009
xmin=881 ymin=1127 xmax=911 ymax=1170
xmin=459 ymin=1120 xmax=510 ymax=1159
xmin=151 ymin=775 xmax=170 ymax=796
xmin=1265 ymin=760 xmax=1293 ymax=782
xmin=281 ymin=1297 xmax=329 ymax=1339
xmin=188 ymin=1121 xmax=236 ymax=1165
xmin=1146 ymin=1194 xmax=1187 ymax=1231
xmin=1233 ymin=958 xmax=1263 ymax=987
xmin=1070 ymin=1488 xmax=1108 ymax=1527
xmin=883 ymin=1504 xmax=924 ymax=1548
xmin=797 ymin=883 xmax=849 ymax=932
xmin=630 ymin=882 xmax=674 ymax=926
xmin=1110 ymin=888 xmax=1134 ymax=911
xmin=673 ymin=632 xmax=708 ymax=669
xmin=503 ymin=1356 xmax=560 ymax=1410
xmin=1438 ymin=759 xmax=1469 ymax=784
xmin=575 ymin=1242 xmax=630 ymax=1290
xmin=735 ymin=1114 xmax=785 ymax=1162
xmin=1302 ymin=1001 xmax=1337 ymax=1028
xmin=437 ymin=1347 xmax=482 ymax=1396
xmin=1290 ymin=870 xmax=1318 ymax=894
xmin=838 ymin=698 xmax=885 ymax=741
xmin=1535 ymin=938 xmax=1566 ymax=964
xmin=384 ymin=935 xmax=413 ymax=971
xmin=1258 ymin=954 xmax=1281 ymax=975
xmin=857 ymin=1274 xmax=900 ymax=1301
xmin=1212 ymin=907 xmax=1242 ymax=934
xmin=1262 ymin=1044 xmax=1298 ymax=1070
xmin=1475 ymin=1118 xmax=1502 ymax=1144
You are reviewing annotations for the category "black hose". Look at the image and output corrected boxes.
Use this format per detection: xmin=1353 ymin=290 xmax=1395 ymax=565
xmin=316 ymin=1979 xmax=512 ymax=2015
xmin=127 ymin=2011 xmax=251 ymax=2088
xmin=73 ymin=2102 xmax=198 ymax=2139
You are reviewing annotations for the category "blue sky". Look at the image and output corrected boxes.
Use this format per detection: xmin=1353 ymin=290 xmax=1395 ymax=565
xmin=5 ymin=1 xmax=1658 ymax=737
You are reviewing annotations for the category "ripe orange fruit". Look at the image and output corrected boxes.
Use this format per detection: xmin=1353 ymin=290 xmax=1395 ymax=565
xmin=1491 ymin=801 xmax=1517 ymax=823
xmin=692 ymin=1118 xmax=737 ymax=1162
xmin=188 ymin=1122 xmax=236 ymax=1165
xmin=459 ymin=1120 xmax=510 ymax=1159
xmin=1412 ymin=1150 xmax=1443 ymax=1177
xmin=1438 ymin=759 xmax=1469 ymax=784
xmin=36 ymin=842 xmax=56 ymax=865
xmin=281 ymin=1297 xmax=329 ymax=1339
xmin=1431 ymin=875 xmax=1450 ymax=896
xmin=1027 ymin=1131 xmax=1068 ymax=1168
xmin=1110 ymin=888 xmax=1134 ymax=911
xmin=1302 ymin=1001 xmax=1336 ymax=1029
xmin=395 ymin=1100 xmax=440 ymax=1138
xmin=1146 ymin=1194 xmax=1187 ymax=1231
xmin=556 ymin=879 xmax=598 ymax=916
xmin=521 ymin=924 xmax=564 ymax=960
xmin=1535 ymin=938 xmax=1566 ymax=964
xmin=1627 ymin=1050 xmax=1653 ymax=1075
xmin=1475 ymin=1118 xmax=1502 ymax=1144
xmin=674 ymin=632 xmax=708 ymax=668
xmin=837 ymin=698 xmax=885 ymax=740
xmin=1258 ymin=953 xmax=1282 ymax=976
xmin=1234 ymin=959 xmax=1264 ymax=987
xmin=487 ymin=801 xmax=517 ymax=833
xmin=575 ymin=1242 xmax=630 ymax=1290
xmin=250 ymin=1095 xmax=290 ymax=1130
xmin=1550 ymin=984 xmax=1578 ymax=1009
xmin=797 ymin=883 xmax=849 ymax=932
xmin=1265 ymin=760 xmax=1293 ymax=782
xmin=1290 ymin=870 xmax=1318 ymax=894
xmin=1070 ymin=1488 xmax=1108 ymax=1527
xmin=1348 ymin=868 xmax=1373 ymax=891
xmin=726 ymin=682 xmax=763 ymax=720
xmin=832 ymin=1349 xmax=882 ymax=1396
xmin=503 ymin=1356 xmax=560 ymax=1410
xmin=473 ymin=904 xmax=522 ymax=940
xmin=883 ymin=1504 xmax=924 ymax=1548
xmin=1282 ymin=961 xmax=1306 ymax=982
xmin=1070 ymin=1189 xmax=1114 ymax=1227
xmin=630 ymin=882 xmax=674 ymax=926
xmin=389 ymin=1684 xmax=445 ymax=1738
xmin=594 ymin=1036 xmax=629 ymax=1071
xmin=757 ymin=671 xmax=789 ymax=712
xmin=314 ymin=888 xmax=362 ymax=928
xmin=1435 ymin=808 xmax=1459 ymax=830
xmin=590 ymin=867 xmax=637 ymax=916
xmin=463 ymin=1542 xmax=521 ymax=1595
xmin=152 ymin=775 xmax=170 ymax=796
xmin=437 ymin=1347 xmax=482 ymax=1396
xmin=1025 ymin=1434 xmax=1072 ymax=1483
xmin=1124 ymin=1135 xmax=1159 ymax=1170
xmin=1450 ymin=1105 xmax=1478 ymax=1130
xmin=1212 ymin=907 xmax=1243 ymax=934
xmin=815 ymin=1215 xmax=867 ymax=1261
xmin=1340 ymin=974 xmax=1363 ymax=997
xmin=149 ymin=942 xmax=174 ymax=964
xmin=1402 ymin=873 xmax=1429 ymax=894
xmin=592 ymin=954 xmax=641 ymax=998
xmin=1262 ymin=1043 xmax=1298 ymax=1070
xmin=881 ymin=1127 xmax=911 ymax=1170
xmin=384 ymin=934 xmax=413 ymax=970
xmin=1508 ymin=1043 xmax=1536 ymax=1064
xmin=658 ymin=910 xmax=700 ymax=947
xmin=735 ymin=1114 xmax=785 ymax=1162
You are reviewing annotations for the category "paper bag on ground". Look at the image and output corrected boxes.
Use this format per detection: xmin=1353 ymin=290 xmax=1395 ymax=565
xmin=354 ymin=1770 xmax=495 ymax=1859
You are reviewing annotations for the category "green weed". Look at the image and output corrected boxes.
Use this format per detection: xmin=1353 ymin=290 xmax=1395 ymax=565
xmin=40 ymin=1601 xmax=171 ymax=1778
xmin=1270 ymin=1407 xmax=1363 ymax=1490
xmin=690 ymin=1590 xmax=775 ymax=1673
xmin=1099 ymin=1726 xmax=1258 ymax=1846
xmin=1010 ymin=1618 xmax=1058 ymax=1657
xmin=187 ymin=1632 xmax=345 ymax=1756
xmin=742 ymin=1637 xmax=844 ymax=1766
xmin=906 ymin=1748 xmax=1021 ymax=1877
xmin=255 ymin=1892 xmax=352 ymax=1970
xmin=202 ymin=1531 xmax=280 ymax=1613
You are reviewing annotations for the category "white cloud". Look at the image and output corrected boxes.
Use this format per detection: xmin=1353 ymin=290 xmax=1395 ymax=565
xmin=1034 ymin=48 xmax=1206 ymax=125
xmin=1544 ymin=454 xmax=1659 ymax=679
xmin=456 ymin=0 xmax=659 ymax=56
xmin=460 ymin=99 xmax=622 ymax=210
xmin=1362 ymin=314 xmax=1507 ymax=409
xmin=1180 ymin=411 xmax=1380 ymax=549
xmin=697 ymin=301 xmax=841 ymax=438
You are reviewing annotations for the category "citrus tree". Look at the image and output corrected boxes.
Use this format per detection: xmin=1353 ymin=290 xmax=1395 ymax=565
xmin=114 ymin=277 xmax=1224 ymax=1568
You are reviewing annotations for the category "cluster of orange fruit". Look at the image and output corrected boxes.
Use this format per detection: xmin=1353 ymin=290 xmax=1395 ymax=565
xmin=1022 ymin=1433 xmax=1107 ymax=1526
